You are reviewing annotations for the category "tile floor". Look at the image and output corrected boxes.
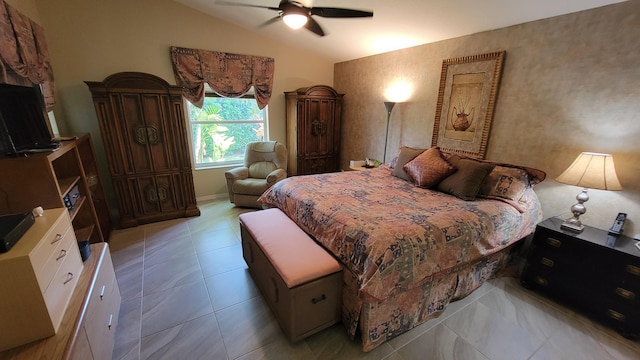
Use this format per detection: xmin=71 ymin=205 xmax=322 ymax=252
xmin=109 ymin=200 xmax=640 ymax=360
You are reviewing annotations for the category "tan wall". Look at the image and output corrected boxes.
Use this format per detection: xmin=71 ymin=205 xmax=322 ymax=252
xmin=6 ymin=0 xmax=40 ymax=22
xmin=335 ymin=1 xmax=640 ymax=237
xmin=32 ymin=0 xmax=334 ymax=213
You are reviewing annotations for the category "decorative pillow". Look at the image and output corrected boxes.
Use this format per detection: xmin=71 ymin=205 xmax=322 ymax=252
xmin=478 ymin=166 xmax=530 ymax=212
xmin=403 ymin=147 xmax=456 ymax=188
xmin=392 ymin=146 xmax=426 ymax=181
xmin=441 ymin=150 xmax=546 ymax=186
xmin=437 ymin=157 xmax=494 ymax=200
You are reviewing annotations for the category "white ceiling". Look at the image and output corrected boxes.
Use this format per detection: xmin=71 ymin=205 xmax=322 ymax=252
xmin=175 ymin=0 xmax=626 ymax=63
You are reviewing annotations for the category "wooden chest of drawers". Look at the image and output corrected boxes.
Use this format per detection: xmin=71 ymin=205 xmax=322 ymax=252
xmin=0 ymin=208 xmax=82 ymax=351
xmin=521 ymin=217 xmax=640 ymax=338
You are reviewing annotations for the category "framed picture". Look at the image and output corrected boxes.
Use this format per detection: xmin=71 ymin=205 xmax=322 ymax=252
xmin=431 ymin=51 xmax=505 ymax=159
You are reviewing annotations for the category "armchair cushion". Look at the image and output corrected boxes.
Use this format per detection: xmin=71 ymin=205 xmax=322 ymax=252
xmin=232 ymin=178 xmax=272 ymax=196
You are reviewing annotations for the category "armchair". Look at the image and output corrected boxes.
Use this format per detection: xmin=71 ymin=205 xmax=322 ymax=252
xmin=225 ymin=141 xmax=288 ymax=208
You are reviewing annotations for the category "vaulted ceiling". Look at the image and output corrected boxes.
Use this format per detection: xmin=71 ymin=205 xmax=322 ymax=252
xmin=175 ymin=0 xmax=626 ymax=63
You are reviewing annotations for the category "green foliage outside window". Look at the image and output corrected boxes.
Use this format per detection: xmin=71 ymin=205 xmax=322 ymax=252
xmin=187 ymin=96 xmax=266 ymax=167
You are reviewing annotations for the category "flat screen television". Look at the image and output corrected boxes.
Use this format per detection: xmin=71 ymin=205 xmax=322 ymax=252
xmin=0 ymin=83 xmax=57 ymax=155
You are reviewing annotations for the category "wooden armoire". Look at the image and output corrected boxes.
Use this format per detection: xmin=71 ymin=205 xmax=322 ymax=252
xmin=86 ymin=72 xmax=199 ymax=228
xmin=285 ymin=85 xmax=343 ymax=175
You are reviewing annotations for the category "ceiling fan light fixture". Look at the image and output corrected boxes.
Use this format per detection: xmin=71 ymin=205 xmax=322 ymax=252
xmin=282 ymin=13 xmax=308 ymax=29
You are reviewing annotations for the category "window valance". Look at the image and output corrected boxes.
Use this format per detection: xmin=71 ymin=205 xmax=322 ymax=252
xmin=0 ymin=0 xmax=54 ymax=110
xmin=170 ymin=46 xmax=274 ymax=110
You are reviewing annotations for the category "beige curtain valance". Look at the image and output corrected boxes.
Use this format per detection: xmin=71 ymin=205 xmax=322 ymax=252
xmin=170 ymin=46 xmax=274 ymax=109
xmin=0 ymin=0 xmax=54 ymax=110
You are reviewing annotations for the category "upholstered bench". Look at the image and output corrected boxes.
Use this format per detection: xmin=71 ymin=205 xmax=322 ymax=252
xmin=239 ymin=208 xmax=343 ymax=342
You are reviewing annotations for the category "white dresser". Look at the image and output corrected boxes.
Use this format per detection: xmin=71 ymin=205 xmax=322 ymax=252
xmin=0 ymin=208 xmax=83 ymax=351
xmin=0 ymin=208 xmax=120 ymax=359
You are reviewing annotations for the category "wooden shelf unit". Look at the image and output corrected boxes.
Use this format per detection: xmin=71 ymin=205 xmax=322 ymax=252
xmin=0 ymin=133 xmax=111 ymax=243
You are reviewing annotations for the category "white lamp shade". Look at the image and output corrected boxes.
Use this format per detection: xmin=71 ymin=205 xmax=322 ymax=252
xmin=556 ymin=152 xmax=622 ymax=191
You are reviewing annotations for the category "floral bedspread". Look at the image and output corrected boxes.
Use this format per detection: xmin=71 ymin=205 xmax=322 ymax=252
xmin=258 ymin=167 xmax=542 ymax=302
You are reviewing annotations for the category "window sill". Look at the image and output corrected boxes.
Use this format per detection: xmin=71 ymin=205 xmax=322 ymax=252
xmin=195 ymin=163 xmax=242 ymax=171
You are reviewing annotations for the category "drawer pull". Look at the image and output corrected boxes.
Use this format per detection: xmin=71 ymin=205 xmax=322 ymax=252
xmin=63 ymin=272 xmax=74 ymax=285
xmin=607 ymin=309 xmax=626 ymax=322
xmin=311 ymin=294 xmax=327 ymax=304
xmin=545 ymin=238 xmax=562 ymax=248
xmin=108 ymin=314 xmax=113 ymax=330
xmin=615 ymin=287 xmax=636 ymax=301
xmin=51 ymin=234 xmax=63 ymax=244
xmin=100 ymin=285 xmax=106 ymax=300
xmin=626 ymin=265 xmax=640 ymax=277
xmin=540 ymin=257 xmax=554 ymax=268
xmin=56 ymin=249 xmax=67 ymax=261
xmin=534 ymin=276 xmax=548 ymax=286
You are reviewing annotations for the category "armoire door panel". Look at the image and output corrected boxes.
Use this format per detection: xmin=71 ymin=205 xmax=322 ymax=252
xmin=132 ymin=176 xmax=161 ymax=216
xmin=140 ymin=94 xmax=178 ymax=172
xmin=119 ymin=94 xmax=155 ymax=174
xmin=154 ymin=173 xmax=181 ymax=213
xmin=94 ymin=100 xmax=128 ymax=177
xmin=111 ymin=177 xmax=138 ymax=228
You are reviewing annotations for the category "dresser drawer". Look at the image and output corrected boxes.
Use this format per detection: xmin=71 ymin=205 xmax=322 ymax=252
xmin=30 ymin=210 xmax=72 ymax=276
xmin=36 ymin=225 xmax=75 ymax=293
xmin=83 ymin=249 xmax=121 ymax=360
xmin=43 ymin=242 xmax=83 ymax=330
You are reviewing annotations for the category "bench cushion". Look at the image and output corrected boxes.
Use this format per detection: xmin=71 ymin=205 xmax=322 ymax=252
xmin=239 ymin=208 xmax=341 ymax=288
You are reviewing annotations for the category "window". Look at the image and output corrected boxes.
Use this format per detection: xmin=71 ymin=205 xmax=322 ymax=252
xmin=186 ymin=94 xmax=267 ymax=168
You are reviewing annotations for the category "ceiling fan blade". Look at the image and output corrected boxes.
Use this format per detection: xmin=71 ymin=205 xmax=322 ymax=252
xmin=216 ymin=1 xmax=280 ymax=12
xmin=310 ymin=7 xmax=373 ymax=18
xmin=304 ymin=17 xmax=325 ymax=36
xmin=257 ymin=16 xmax=282 ymax=29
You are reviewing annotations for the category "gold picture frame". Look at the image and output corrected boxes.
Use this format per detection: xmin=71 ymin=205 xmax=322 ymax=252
xmin=431 ymin=51 xmax=505 ymax=159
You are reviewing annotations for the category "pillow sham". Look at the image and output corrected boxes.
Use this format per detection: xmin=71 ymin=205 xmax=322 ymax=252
xmin=392 ymin=146 xmax=426 ymax=181
xmin=403 ymin=147 xmax=456 ymax=188
xmin=437 ymin=157 xmax=494 ymax=200
xmin=478 ymin=166 xmax=530 ymax=212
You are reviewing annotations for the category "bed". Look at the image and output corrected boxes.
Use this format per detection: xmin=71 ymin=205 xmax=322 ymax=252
xmin=258 ymin=148 xmax=545 ymax=351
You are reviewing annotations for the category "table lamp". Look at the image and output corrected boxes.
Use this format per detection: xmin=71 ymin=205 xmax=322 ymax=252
xmin=555 ymin=152 xmax=622 ymax=232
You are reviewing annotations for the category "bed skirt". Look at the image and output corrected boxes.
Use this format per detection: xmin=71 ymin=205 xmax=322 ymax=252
xmin=341 ymin=242 xmax=521 ymax=352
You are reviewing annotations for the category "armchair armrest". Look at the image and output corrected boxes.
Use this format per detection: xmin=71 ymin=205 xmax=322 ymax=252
xmin=225 ymin=166 xmax=249 ymax=180
xmin=266 ymin=168 xmax=287 ymax=186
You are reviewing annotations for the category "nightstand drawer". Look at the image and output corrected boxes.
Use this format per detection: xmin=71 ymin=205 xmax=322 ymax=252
xmin=600 ymin=303 xmax=640 ymax=334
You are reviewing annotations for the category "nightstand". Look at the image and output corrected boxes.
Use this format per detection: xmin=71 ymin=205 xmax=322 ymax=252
xmin=521 ymin=217 xmax=640 ymax=338
xmin=349 ymin=160 xmax=376 ymax=171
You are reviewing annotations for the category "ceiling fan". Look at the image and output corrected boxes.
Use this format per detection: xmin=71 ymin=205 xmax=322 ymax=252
xmin=217 ymin=0 xmax=374 ymax=36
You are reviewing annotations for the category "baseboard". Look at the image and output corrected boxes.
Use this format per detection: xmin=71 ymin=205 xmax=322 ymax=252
xmin=196 ymin=193 xmax=228 ymax=202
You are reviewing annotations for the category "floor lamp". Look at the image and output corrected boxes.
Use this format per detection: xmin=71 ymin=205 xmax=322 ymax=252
xmin=382 ymin=101 xmax=396 ymax=163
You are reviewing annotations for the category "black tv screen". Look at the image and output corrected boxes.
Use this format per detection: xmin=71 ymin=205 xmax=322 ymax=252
xmin=0 ymin=83 xmax=54 ymax=154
